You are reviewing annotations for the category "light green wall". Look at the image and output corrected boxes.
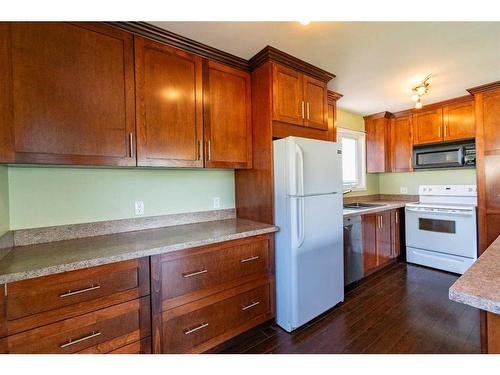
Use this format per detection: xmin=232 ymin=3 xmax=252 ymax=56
xmin=8 ymin=167 xmax=235 ymax=230
xmin=0 ymin=166 xmax=9 ymax=236
xmin=379 ymin=169 xmax=477 ymax=195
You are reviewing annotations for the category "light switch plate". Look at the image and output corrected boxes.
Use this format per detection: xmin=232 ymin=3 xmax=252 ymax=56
xmin=400 ymin=187 xmax=408 ymax=194
xmin=135 ymin=201 xmax=144 ymax=215
xmin=213 ymin=197 xmax=221 ymax=209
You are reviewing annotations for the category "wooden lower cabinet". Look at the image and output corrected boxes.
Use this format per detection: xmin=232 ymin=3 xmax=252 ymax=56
xmin=0 ymin=258 xmax=151 ymax=354
xmin=150 ymin=234 xmax=275 ymax=353
xmin=487 ymin=312 xmax=500 ymax=354
xmin=362 ymin=209 xmax=402 ymax=275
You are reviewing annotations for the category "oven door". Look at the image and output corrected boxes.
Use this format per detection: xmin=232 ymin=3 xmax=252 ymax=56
xmin=405 ymin=206 xmax=477 ymax=258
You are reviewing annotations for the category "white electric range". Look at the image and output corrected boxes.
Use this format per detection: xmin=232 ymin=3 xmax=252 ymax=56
xmin=405 ymin=184 xmax=478 ymax=274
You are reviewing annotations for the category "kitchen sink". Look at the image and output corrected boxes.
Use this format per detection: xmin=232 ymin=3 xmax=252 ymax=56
xmin=343 ymin=202 xmax=387 ymax=210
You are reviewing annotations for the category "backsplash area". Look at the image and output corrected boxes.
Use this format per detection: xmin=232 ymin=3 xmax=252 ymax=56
xmin=7 ymin=166 xmax=236 ymax=230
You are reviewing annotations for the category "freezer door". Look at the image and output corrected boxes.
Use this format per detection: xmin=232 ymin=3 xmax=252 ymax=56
xmin=287 ymin=137 xmax=342 ymax=197
xmin=289 ymin=192 xmax=344 ymax=329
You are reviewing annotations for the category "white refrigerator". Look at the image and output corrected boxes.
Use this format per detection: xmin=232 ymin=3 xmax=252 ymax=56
xmin=273 ymin=136 xmax=344 ymax=332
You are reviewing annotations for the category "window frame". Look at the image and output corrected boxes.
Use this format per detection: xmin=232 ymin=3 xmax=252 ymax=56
xmin=336 ymin=127 xmax=367 ymax=191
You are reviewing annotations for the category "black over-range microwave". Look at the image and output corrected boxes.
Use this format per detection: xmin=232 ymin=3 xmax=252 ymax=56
xmin=412 ymin=140 xmax=476 ymax=170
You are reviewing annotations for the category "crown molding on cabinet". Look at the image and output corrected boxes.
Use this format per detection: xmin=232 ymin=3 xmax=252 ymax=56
xmin=389 ymin=95 xmax=473 ymax=118
xmin=328 ymin=90 xmax=343 ymax=103
xmin=107 ymin=21 xmax=250 ymax=71
xmin=363 ymin=111 xmax=394 ymax=120
xmin=467 ymin=80 xmax=500 ymax=95
xmin=249 ymin=45 xmax=336 ymax=82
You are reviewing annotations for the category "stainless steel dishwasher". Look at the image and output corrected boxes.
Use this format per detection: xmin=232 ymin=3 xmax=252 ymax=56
xmin=343 ymin=215 xmax=364 ymax=285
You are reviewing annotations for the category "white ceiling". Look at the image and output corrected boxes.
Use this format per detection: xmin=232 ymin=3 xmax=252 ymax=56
xmin=151 ymin=22 xmax=500 ymax=115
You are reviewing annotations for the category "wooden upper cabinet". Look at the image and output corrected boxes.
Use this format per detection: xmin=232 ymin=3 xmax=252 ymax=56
xmin=303 ymin=76 xmax=328 ymax=130
xmin=412 ymin=108 xmax=443 ymax=145
xmin=482 ymin=90 xmax=500 ymax=153
xmin=0 ymin=22 xmax=136 ymax=166
xmin=391 ymin=115 xmax=413 ymax=172
xmin=365 ymin=114 xmax=391 ymax=173
xmin=204 ymin=61 xmax=252 ymax=169
xmin=443 ymin=100 xmax=475 ymax=141
xmin=135 ymin=36 xmax=203 ymax=167
xmin=272 ymin=64 xmax=304 ymax=126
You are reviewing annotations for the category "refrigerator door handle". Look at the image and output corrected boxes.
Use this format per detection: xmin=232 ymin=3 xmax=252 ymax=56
xmin=288 ymin=192 xmax=339 ymax=198
xmin=295 ymin=144 xmax=305 ymax=196
xmin=297 ymin=197 xmax=305 ymax=248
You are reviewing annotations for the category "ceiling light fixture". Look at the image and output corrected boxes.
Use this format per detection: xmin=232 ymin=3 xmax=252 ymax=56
xmin=411 ymin=74 xmax=431 ymax=109
xmin=298 ymin=20 xmax=310 ymax=26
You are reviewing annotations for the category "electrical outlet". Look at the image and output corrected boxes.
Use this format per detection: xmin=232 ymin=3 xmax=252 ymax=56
xmin=213 ymin=197 xmax=221 ymax=209
xmin=400 ymin=186 xmax=408 ymax=194
xmin=135 ymin=201 xmax=144 ymax=215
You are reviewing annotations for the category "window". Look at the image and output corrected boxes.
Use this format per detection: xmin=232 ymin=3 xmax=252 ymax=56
xmin=336 ymin=127 xmax=366 ymax=190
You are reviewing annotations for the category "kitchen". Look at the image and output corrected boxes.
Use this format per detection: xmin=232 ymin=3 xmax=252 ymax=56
xmin=0 ymin=5 xmax=499 ymax=371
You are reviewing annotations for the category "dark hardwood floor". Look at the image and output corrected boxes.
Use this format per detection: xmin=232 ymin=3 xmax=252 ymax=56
xmin=214 ymin=262 xmax=481 ymax=354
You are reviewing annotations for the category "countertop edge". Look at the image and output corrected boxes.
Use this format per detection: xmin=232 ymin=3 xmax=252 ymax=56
xmin=449 ymin=288 xmax=500 ymax=315
xmin=0 ymin=225 xmax=279 ymax=284
xmin=343 ymin=201 xmax=410 ymax=218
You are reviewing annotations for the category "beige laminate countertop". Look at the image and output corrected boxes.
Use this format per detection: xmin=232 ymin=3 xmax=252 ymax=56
xmin=343 ymin=200 xmax=411 ymax=218
xmin=449 ymin=235 xmax=500 ymax=315
xmin=0 ymin=218 xmax=278 ymax=285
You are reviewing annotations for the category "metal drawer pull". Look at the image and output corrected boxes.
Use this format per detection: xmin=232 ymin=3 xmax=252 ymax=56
xmin=60 ymin=331 xmax=101 ymax=348
xmin=182 ymin=269 xmax=208 ymax=278
xmin=240 ymin=255 xmax=260 ymax=263
xmin=184 ymin=322 xmax=209 ymax=335
xmin=241 ymin=301 xmax=260 ymax=311
xmin=59 ymin=284 xmax=100 ymax=298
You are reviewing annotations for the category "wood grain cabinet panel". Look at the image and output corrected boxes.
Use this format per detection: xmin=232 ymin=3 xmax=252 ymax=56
xmin=4 ymin=258 xmax=149 ymax=336
xmin=162 ymin=281 xmax=271 ymax=354
xmin=413 ymin=108 xmax=443 ymax=145
xmin=0 ymin=297 xmax=150 ymax=354
xmin=135 ymin=36 xmax=204 ymax=167
xmin=443 ymin=100 xmax=475 ymax=141
xmin=362 ymin=214 xmax=378 ymax=274
xmin=272 ymin=64 xmax=304 ymax=126
xmin=303 ymin=75 xmax=328 ymax=130
xmin=204 ymin=60 xmax=252 ymax=169
xmin=487 ymin=312 xmax=500 ymax=354
xmin=482 ymin=90 xmax=500 ymax=153
xmin=365 ymin=115 xmax=391 ymax=173
xmin=391 ymin=116 xmax=413 ymax=172
xmin=376 ymin=211 xmax=393 ymax=266
xmin=391 ymin=209 xmax=402 ymax=258
xmin=0 ymin=22 xmax=136 ymax=166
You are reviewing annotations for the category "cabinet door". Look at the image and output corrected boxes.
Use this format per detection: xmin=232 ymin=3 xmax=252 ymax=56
xmin=327 ymin=102 xmax=337 ymax=141
xmin=391 ymin=116 xmax=413 ymax=172
xmin=0 ymin=22 xmax=136 ymax=166
xmin=303 ymin=75 xmax=328 ymax=130
xmin=443 ymin=100 xmax=475 ymax=141
xmin=135 ymin=36 xmax=203 ymax=167
xmin=204 ymin=61 xmax=252 ymax=169
xmin=391 ymin=209 xmax=401 ymax=258
xmin=376 ymin=211 xmax=392 ymax=266
xmin=272 ymin=63 xmax=304 ymax=126
xmin=413 ymin=108 xmax=443 ymax=145
xmin=366 ymin=117 xmax=389 ymax=173
xmin=482 ymin=90 xmax=500 ymax=153
xmin=362 ymin=214 xmax=378 ymax=274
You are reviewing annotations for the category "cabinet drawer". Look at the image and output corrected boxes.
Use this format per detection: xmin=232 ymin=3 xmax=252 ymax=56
xmin=5 ymin=258 xmax=149 ymax=335
xmin=1 ymin=297 xmax=150 ymax=354
xmin=157 ymin=236 xmax=271 ymax=305
xmin=163 ymin=283 xmax=271 ymax=353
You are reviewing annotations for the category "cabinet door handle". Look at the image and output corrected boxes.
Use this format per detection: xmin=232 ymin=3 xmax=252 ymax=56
xmin=395 ymin=211 xmax=399 ymax=224
xmin=301 ymin=101 xmax=305 ymax=119
xmin=306 ymin=102 xmax=310 ymax=119
xmin=182 ymin=269 xmax=208 ymax=278
xmin=241 ymin=301 xmax=260 ymax=311
xmin=444 ymin=124 xmax=447 ymax=139
xmin=59 ymin=284 xmax=100 ymax=298
xmin=197 ymin=140 xmax=202 ymax=160
xmin=129 ymin=133 xmax=133 ymax=157
xmin=207 ymin=140 xmax=211 ymax=161
xmin=438 ymin=126 xmax=441 ymax=138
xmin=60 ymin=331 xmax=101 ymax=348
xmin=184 ymin=322 xmax=209 ymax=335
xmin=240 ymin=255 xmax=260 ymax=263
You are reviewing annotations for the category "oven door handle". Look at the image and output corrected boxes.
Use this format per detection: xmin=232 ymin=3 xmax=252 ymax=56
xmin=405 ymin=208 xmax=474 ymax=216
